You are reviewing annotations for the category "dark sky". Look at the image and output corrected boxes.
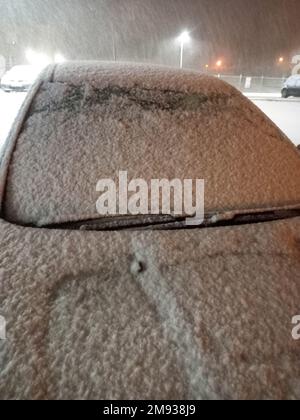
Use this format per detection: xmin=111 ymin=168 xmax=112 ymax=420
xmin=1 ymin=0 xmax=300 ymax=74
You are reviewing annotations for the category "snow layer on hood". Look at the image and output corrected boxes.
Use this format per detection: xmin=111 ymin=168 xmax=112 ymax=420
xmin=2 ymin=62 xmax=300 ymax=226
xmin=0 ymin=217 xmax=300 ymax=399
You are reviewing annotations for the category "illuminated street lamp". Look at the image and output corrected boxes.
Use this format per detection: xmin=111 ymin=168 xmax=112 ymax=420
xmin=177 ymin=31 xmax=191 ymax=69
xmin=54 ymin=53 xmax=66 ymax=63
xmin=278 ymin=57 xmax=284 ymax=64
xmin=216 ymin=60 xmax=223 ymax=68
xmin=26 ymin=48 xmax=51 ymax=69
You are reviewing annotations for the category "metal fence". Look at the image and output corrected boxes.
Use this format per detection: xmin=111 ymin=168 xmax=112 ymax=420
xmin=214 ymin=74 xmax=286 ymax=93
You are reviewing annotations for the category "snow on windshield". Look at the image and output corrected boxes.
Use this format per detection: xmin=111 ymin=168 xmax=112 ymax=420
xmin=3 ymin=63 xmax=300 ymax=226
xmin=1 ymin=1 xmax=300 ymax=152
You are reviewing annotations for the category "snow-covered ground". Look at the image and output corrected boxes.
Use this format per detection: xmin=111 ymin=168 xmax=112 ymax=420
xmin=0 ymin=90 xmax=299 ymax=156
xmin=0 ymin=91 xmax=27 ymax=153
xmin=252 ymin=99 xmax=300 ymax=146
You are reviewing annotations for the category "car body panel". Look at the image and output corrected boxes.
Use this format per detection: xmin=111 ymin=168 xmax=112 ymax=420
xmin=0 ymin=217 xmax=300 ymax=399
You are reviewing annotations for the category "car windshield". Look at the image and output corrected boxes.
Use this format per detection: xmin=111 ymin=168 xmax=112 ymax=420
xmin=1 ymin=63 xmax=300 ymax=229
xmin=7 ymin=65 xmax=28 ymax=75
xmin=1 ymin=0 xmax=300 ymax=153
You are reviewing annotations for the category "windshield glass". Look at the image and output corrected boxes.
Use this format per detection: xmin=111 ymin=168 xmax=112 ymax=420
xmin=2 ymin=63 xmax=300 ymax=228
xmin=1 ymin=0 xmax=300 ymax=154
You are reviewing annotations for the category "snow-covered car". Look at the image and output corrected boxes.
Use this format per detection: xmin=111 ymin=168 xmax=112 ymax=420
xmin=281 ymin=75 xmax=300 ymax=98
xmin=0 ymin=65 xmax=41 ymax=92
xmin=0 ymin=63 xmax=300 ymax=400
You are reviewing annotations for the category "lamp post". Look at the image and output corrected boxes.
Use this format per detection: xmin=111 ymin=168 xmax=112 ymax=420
xmin=177 ymin=31 xmax=190 ymax=69
xmin=278 ymin=57 xmax=286 ymax=77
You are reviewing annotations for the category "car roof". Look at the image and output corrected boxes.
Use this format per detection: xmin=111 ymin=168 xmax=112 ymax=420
xmin=287 ymin=74 xmax=300 ymax=80
xmin=1 ymin=62 xmax=300 ymax=227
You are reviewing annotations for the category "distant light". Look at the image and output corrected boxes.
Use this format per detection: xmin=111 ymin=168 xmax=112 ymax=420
xmin=26 ymin=48 xmax=51 ymax=69
xmin=54 ymin=53 xmax=66 ymax=64
xmin=216 ymin=60 xmax=223 ymax=67
xmin=177 ymin=31 xmax=191 ymax=45
xmin=278 ymin=57 xmax=284 ymax=63
xmin=205 ymin=64 xmax=209 ymax=68
xmin=25 ymin=48 xmax=36 ymax=63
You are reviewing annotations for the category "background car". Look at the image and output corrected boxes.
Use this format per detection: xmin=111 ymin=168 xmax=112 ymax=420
xmin=0 ymin=63 xmax=300 ymax=400
xmin=0 ymin=65 xmax=41 ymax=92
xmin=281 ymin=75 xmax=300 ymax=98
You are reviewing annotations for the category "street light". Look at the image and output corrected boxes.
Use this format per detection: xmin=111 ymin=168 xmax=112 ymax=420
xmin=278 ymin=57 xmax=284 ymax=63
xmin=26 ymin=48 xmax=51 ymax=69
xmin=54 ymin=53 xmax=66 ymax=63
xmin=216 ymin=60 xmax=223 ymax=68
xmin=177 ymin=31 xmax=190 ymax=69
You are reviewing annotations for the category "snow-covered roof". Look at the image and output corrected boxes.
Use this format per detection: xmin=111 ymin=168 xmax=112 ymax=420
xmin=1 ymin=62 xmax=300 ymax=226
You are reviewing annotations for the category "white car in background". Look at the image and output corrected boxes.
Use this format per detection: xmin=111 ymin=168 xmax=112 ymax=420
xmin=0 ymin=65 xmax=41 ymax=92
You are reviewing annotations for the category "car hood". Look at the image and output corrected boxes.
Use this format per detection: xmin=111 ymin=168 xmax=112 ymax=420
xmin=0 ymin=217 xmax=299 ymax=400
xmin=1 ymin=74 xmax=29 ymax=84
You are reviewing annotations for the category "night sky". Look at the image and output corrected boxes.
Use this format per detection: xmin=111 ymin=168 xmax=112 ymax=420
xmin=1 ymin=0 xmax=300 ymax=75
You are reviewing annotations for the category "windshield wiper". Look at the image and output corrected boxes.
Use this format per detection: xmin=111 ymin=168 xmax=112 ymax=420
xmin=49 ymin=214 xmax=185 ymax=230
xmin=44 ymin=207 xmax=300 ymax=231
